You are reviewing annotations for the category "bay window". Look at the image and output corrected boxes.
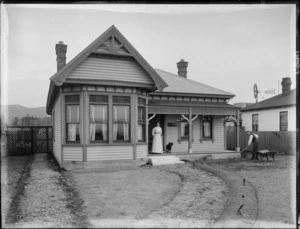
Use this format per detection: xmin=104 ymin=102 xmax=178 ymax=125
xmin=113 ymin=96 xmax=130 ymax=142
xmin=65 ymin=95 xmax=80 ymax=143
xmin=89 ymin=95 xmax=108 ymax=142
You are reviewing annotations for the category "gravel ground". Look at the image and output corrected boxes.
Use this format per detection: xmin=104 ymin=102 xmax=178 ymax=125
xmin=2 ymin=154 xmax=228 ymax=228
xmin=1 ymin=155 xmax=33 ymax=227
xmin=2 ymin=153 xmax=88 ymax=228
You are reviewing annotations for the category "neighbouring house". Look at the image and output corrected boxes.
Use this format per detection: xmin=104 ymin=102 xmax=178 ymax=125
xmin=240 ymin=77 xmax=296 ymax=132
xmin=240 ymin=77 xmax=296 ymax=154
xmin=46 ymin=25 xmax=238 ymax=165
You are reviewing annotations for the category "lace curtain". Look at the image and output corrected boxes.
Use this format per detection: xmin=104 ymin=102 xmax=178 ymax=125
xmin=203 ymin=122 xmax=211 ymax=137
xmin=89 ymin=105 xmax=108 ymax=141
xmin=113 ymin=106 xmax=129 ymax=141
xmin=67 ymin=106 xmax=80 ymax=141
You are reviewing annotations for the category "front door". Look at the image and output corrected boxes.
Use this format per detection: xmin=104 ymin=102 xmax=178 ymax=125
xmin=148 ymin=114 xmax=164 ymax=152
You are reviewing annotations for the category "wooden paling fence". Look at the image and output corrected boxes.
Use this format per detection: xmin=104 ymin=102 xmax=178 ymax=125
xmin=226 ymin=126 xmax=296 ymax=155
xmin=6 ymin=126 xmax=53 ymax=156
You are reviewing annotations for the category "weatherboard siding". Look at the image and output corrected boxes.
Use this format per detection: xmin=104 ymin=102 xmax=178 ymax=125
xmin=67 ymin=57 xmax=153 ymax=85
xmin=63 ymin=146 xmax=83 ymax=161
xmin=136 ymin=144 xmax=148 ymax=159
xmin=164 ymin=115 xmax=224 ymax=153
xmin=242 ymin=106 xmax=296 ymax=131
xmin=86 ymin=145 xmax=133 ymax=161
xmin=192 ymin=117 xmax=225 ymax=152
xmin=53 ymin=95 xmax=62 ymax=162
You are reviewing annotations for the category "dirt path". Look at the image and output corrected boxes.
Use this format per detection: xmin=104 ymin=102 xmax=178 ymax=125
xmin=204 ymin=155 xmax=296 ymax=228
xmin=70 ymin=162 xmax=228 ymax=228
xmin=2 ymin=154 xmax=88 ymax=228
xmin=147 ymin=163 xmax=227 ymax=223
xmin=1 ymin=155 xmax=33 ymax=227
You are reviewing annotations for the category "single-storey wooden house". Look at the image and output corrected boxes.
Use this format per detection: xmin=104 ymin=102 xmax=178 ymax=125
xmin=46 ymin=25 xmax=238 ymax=165
xmin=240 ymin=78 xmax=296 ymax=132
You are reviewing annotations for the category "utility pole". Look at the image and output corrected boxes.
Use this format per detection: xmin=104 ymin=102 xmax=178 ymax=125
xmin=235 ymin=110 xmax=240 ymax=152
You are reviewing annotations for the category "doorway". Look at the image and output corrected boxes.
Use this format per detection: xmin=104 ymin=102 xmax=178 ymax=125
xmin=148 ymin=114 xmax=165 ymax=152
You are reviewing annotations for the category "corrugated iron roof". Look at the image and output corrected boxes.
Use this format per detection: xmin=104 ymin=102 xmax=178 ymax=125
xmin=241 ymin=89 xmax=296 ymax=111
xmin=154 ymin=69 xmax=235 ymax=98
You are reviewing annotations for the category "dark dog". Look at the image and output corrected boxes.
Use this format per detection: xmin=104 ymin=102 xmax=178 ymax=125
xmin=165 ymin=142 xmax=173 ymax=154
xmin=255 ymin=150 xmax=277 ymax=161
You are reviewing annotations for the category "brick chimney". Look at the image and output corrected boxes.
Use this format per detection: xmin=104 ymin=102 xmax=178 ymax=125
xmin=177 ymin=59 xmax=188 ymax=78
xmin=281 ymin=77 xmax=292 ymax=95
xmin=55 ymin=41 xmax=67 ymax=71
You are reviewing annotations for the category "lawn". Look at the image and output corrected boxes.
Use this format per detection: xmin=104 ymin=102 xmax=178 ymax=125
xmin=65 ymin=163 xmax=228 ymax=228
xmin=205 ymin=154 xmax=296 ymax=228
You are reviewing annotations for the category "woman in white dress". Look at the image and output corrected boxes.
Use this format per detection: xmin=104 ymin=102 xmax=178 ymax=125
xmin=151 ymin=123 xmax=163 ymax=154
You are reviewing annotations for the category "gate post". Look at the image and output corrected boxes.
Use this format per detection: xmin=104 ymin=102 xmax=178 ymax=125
xmin=235 ymin=110 xmax=240 ymax=152
xmin=31 ymin=127 xmax=34 ymax=154
xmin=46 ymin=127 xmax=49 ymax=154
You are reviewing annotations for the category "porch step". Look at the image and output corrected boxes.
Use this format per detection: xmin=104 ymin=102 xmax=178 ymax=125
xmin=148 ymin=155 xmax=184 ymax=166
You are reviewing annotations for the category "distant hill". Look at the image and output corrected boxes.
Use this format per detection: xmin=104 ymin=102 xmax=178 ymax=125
xmin=1 ymin=105 xmax=50 ymax=124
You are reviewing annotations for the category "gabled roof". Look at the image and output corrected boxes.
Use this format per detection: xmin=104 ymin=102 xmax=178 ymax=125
xmin=152 ymin=69 xmax=235 ymax=99
xmin=47 ymin=25 xmax=167 ymax=114
xmin=50 ymin=25 xmax=167 ymax=89
xmin=241 ymin=89 xmax=296 ymax=112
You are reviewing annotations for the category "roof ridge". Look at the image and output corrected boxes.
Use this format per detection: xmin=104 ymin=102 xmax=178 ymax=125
xmin=155 ymin=68 xmax=234 ymax=96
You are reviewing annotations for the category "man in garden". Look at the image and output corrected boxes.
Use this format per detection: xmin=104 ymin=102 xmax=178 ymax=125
xmin=246 ymin=131 xmax=259 ymax=160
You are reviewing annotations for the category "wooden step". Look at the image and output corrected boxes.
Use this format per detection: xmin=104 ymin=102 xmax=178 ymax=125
xmin=148 ymin=155 xmax=184 ymax=166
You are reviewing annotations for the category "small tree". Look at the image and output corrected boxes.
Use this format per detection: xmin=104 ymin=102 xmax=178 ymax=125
xmin=12 ymin=116 xmax=20 ymax=126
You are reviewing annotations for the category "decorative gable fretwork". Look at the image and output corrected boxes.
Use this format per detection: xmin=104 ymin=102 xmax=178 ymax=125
xmin=95 ymin=36 xmax=130 ymax=55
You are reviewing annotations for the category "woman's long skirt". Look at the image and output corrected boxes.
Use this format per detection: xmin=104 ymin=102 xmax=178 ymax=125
xmin=151 ymin=134 xmax=163 ymax=154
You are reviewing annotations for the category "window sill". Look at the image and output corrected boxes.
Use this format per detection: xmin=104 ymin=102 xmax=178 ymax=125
xmin=87 ymin=143 xmax=134 ymax=146
xmin=199 ymin=138 xmax=215 ymax=143
xmin=90 ymin=141 xmax=109 ymax=144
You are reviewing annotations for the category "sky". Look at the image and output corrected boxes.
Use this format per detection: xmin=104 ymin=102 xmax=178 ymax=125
xmin=0 ymin=4 xmax=297 ymax=109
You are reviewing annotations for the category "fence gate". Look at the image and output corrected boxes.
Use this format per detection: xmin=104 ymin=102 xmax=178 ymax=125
xmin=226 ymin=126 xmax=248 ymax=150
xmin=7 ymin=126 xmax=53 ymax=156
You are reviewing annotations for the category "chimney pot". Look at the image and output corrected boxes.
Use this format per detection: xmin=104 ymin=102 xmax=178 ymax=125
xmin=177 ymin=59 xmax=188 ymax=78
xmin=55 ymin=41 xmax=67 ymax=72
xmin=281 ymin=77 xmax=292 ymax=95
